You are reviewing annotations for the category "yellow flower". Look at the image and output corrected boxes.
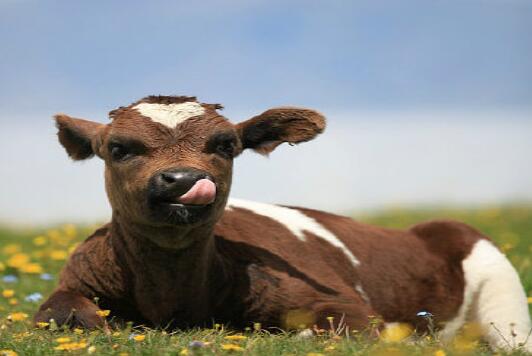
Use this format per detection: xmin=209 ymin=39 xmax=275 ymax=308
xmin=7 ymin=253 xmax=30 ymax=268
xmin=0 ymin=262 xmax=5 ymax=271
xmin=380 ymin=323 xmax=413 ymax=343
xmin=36 ymin=322 xmax=50 ymax=328
xmin=0 ymin=350 xmax=18 ymax=356
xmin=527 ymin=297 xmax=532 ymax=304
xmin=54 ymin=342 xmax=87 ymax=351
xmin=73 ymin=328 xmax=83 ymax=334
xmin=7 ymin=312 xmax=28 ymax=321
xmin=50 ymin=250 xmax=68 ymax=261
xmin=19 ymin=263 xmax=43 ymax=274
xmin=96 ymin=310 xmax=111 ymax=317
xmin=224 ymin=334 xmax=247 ymax=341
xmin=434 ymin=350 xmax=446 ymax=356
xmin=33 ymin=236 xmax=47 ymax=246
xmin=306 ymin=353 xmax=324 ymax=356
xmin=63 ymin=224 xmax=77 ymax=238
xmin=68 ymin=244 xmax=80 ymax=254
xmin=2 ymin=290 xmax=15 ymax=298
xmin=132 ymin=334 xmax=145 ymax=342
xmin=2 ymin=244 xmax=21 ymax=255
xmin=8 ymin=298 xmax=18 ymax=306
xmin=221 ymin=343 xmax=244 ymax=352
xmin=56 ymin=337 xmax=71 ymax=343
xmin=87 ymin=346 xmax=96 ymax=354
xmin=179 ymin=349 xmax=189 ymax=355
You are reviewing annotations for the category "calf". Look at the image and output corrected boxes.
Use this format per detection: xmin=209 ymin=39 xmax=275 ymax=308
xmin=36 ymin=96 xmax=531 ymax=351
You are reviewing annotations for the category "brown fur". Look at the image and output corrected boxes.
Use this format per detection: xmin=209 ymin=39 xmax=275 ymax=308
xmin=36 ymin=96 xmax=490 ymax=334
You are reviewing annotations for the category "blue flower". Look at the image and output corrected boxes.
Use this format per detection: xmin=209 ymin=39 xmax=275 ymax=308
xmin=25 ymin=292 xmax=43 ymax=303
xmin=416 ymin=311 xmax=433 ymax=318
xmin=40 ymin=273 xmax=54 ymax=281
xmin=2 ymin=275 xmax=18 ymax=283
xmin=189 ymin=341 xmax=205 ymax=349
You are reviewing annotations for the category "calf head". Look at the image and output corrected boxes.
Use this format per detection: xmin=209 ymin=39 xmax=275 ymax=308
xmin=55 ymin=96 xmax=325 ymax=243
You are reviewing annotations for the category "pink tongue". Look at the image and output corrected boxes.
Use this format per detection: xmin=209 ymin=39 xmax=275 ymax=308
xmin=178 ymin=179 xmax=216 ymax=205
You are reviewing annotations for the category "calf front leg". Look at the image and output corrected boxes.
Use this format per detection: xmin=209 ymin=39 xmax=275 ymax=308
xmin=34 ymin=290 xmax=105 ymax=329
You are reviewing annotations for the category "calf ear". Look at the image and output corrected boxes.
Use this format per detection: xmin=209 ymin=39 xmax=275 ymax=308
xmin=236 ymin=107 xmax=326 ymax=155
xmin=54 ymin=114 xmax=104 ymax=160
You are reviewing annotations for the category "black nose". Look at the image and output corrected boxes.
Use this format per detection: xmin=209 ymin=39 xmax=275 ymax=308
xmin=152 ymin=169 xmax=210 ymax=197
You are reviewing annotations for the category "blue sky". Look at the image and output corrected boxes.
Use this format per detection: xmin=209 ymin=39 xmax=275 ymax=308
xmin=1 ymin=0 xmax=531 ymax=224
xmin=1 ymin=0 xmax=531 ymax=118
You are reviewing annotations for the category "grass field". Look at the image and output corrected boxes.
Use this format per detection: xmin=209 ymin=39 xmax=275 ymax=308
xmin=0 ymin=206 xmax=530 ymax=355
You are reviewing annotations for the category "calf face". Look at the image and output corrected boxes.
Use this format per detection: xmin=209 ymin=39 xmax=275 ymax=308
xmin=55 ymin=96 xmax=325 ymax=245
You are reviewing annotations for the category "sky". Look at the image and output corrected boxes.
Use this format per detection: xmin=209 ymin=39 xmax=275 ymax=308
xmin=0 ymin=0 xmax=531 ymax=224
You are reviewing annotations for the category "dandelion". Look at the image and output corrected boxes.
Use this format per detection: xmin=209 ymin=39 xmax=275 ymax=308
xmin=50 ymin=250 xmax=68 ymax=261
xmin=2 ymin=275 xmax=18 ymax=283
xmin=527 ymin=297 xmax=532 ymax=304
xmin=224 ymin=334 xmax=247 ymax=341
xmin=2 ymin=244 xmax=21 ymax=255
xmin=221 ymin=343 xmax=244 ymax=352
xmin=0 ymin=350 xmax=18 ymax=356
xmin=33 ymin=236 xmax=47 ymax=246
xmin=180 ymin=349 xmax=189 ymax=355
xmin=19 ymin=263 xmax=43 ymax=274
xmin=36 ymin=322 xmax=50 ymax=328
xmin=434 ymin=350 xmax=446 ymax=356
xmin=8 ymin=298 xmax=18 ymax=305
xmin=2 ymin=290 xmax=15 ymax=298
xmin=128 ymin=333 xmax=145 ymax=342
xmin=54 ymin=342 xmax=87 ymax=351
xmin=40 ymin=273 xmax=53 ymax=281
xmin=24 ymin=292 xmax=43 ymax=303
xmin=96 ymin=310 xmax=111 ymax=317
xmin=7 ymin=253 xmax=30 ymax=268
xmin=380 ymin=323 xmax=413 ymax=343
xmin=56 ymin=337 xmax=71 ymax=343
xmin=7 ymin=312 xmax=28 ymax=321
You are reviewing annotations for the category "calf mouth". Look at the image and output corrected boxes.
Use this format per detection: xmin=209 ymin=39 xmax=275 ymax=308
xmin=147 ymin=172 xmax=218 ymax=226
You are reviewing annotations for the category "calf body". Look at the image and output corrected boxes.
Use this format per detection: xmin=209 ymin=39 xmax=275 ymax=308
xmin=36 ymin=96 xmax=531 ymax=352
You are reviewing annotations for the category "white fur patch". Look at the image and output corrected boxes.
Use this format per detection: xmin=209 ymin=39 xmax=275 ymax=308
xmin=133 ymin=102 xmax=205 ymax=128
xmin=439 ymin=239 xmax=531 ymax=351
xmin=355 ymin=283 xmax=371 ymax=304
xmin=226 ymin=198 xmax=360 ymax=267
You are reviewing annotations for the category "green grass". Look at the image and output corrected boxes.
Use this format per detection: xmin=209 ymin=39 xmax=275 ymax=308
xmin=0 ymin=206 xmax=530 ymax=355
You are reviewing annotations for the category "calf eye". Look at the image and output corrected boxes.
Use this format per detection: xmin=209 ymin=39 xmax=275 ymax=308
xmin=109 ymin=143 xmax=132 ymax=161
xmin=216 ymin=140 xmax=236 ymax=158
xmin=206 ymin=132 xmax=238 ymax=159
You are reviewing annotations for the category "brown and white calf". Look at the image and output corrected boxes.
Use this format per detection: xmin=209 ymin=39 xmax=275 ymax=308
xmin=36 ymin=96 xmax=531 ymax=351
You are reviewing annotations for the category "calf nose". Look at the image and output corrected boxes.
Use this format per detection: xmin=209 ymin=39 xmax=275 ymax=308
xmin=154 ymin=169 xmax=210 ymax=197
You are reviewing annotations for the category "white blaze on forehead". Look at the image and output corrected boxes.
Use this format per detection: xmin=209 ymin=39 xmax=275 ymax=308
xmin=133 ymin=102 xmax=205 ymax=128
xmin=226 ymin=198 xmax=360 ymax=267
